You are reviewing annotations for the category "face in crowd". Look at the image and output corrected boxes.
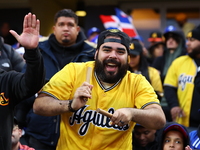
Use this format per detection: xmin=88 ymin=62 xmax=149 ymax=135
xmin=152 ymin=44 xmax=165 ymax=58
xmin=94 ymin=36 xmax=129 ymax=83
xmin=134 ymin=126 xmax=156 ymax=147
xmin=163 ymin=130 xmax=185 ymax=150
xmin=129 ymin=54 xmax=140 ymax=70
xmin=53 ymin=16 xmax=80 ymax=47
xmin=165 ymin=34 xmax=179 ymax=50
xmin=11 ymin=124 xmax=22 ymax=145
xmin=186 ymin=37 xmax=200 ymax=58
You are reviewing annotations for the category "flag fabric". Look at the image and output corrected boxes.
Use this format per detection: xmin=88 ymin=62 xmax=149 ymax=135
xmin=99 ymin=15 xmax=121 ymax=30
xmin=99 ymin=8 xmax=139 ymax=38
xmin=115 ymin=8 xmax=139 ymax=38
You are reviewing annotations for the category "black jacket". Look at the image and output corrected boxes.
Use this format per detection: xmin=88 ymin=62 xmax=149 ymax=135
xmin=0 ymin=48 xmax=45 ymax=150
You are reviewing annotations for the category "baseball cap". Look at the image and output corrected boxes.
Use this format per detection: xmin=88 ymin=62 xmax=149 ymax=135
xmin=164 ymin=25 xmax=183 ymax=43
xmin=129 ymin=40 xmax=143 ymax=55
xmin=186 ymin=25 xmax=200 ymax=41
xmin=164 ymin=123 xmax=188 ymax=140
xmin=148 ymin=31 xmax=164 ymax=42
xmin=97 ymin=29 xmax=130 ymax=53
xmin=164 ymin=25 xmax=177 ymax=33
xmin=87 ymin=27 xmax=100 ymax=37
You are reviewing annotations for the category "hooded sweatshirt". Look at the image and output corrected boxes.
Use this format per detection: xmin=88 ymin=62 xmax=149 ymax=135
xmin=155 ymin=122 xmax=190 ymax=150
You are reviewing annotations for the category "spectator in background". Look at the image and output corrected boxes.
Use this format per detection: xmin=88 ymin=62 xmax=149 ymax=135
xmin=132 ymin=36 xmax=149 ymax=58
xmin=164 ymin=25 xmax=200 ymax=130
xmin=15 ymin=8 xmax=96 ymax=150
xmin=146 ymin=31 xmax=165 ymax=66
xmin=175 ymin=13 xmax=195 ymax=37
xmin=0 ymin=36 xmax=25 ymax=71
xmin=152 ymin=25 xmax=186 ymax=123
xmin=0 ymin=12 xmax=45 ymax=150
xmin=132 ymin=124 xmax=157 ymax=150
xmin=148 ymin=42 xmax=165 ymax=66
xmin=148 ymin=31 xmax=165 ymax=47
xmin=156 ymin=122 xmax=192 ymax=150
xmin=128 ymin=40 xmax=163 ymax=100
xmin=12 ymin=117 xmax=35 ymax=150
xmin=189 ymin=122 xmax=200 ymax=149
xmin=87 ymin=27 xmax=100 ymax=44
xmin=0 ymin=22 xmax=17 ymax=45
xmin=152 ymin=25 xmax=186 ymax=83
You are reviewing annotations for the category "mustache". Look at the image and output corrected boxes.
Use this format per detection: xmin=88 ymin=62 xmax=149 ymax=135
xmin=103 ymin=59 xmax=120 ymax=66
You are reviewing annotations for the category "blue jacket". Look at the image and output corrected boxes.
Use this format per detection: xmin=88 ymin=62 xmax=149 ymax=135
xmin=190 ymin=125 xmax=200 ymax=149
xmin=39 ymin=34 xmax=96 ymax=81
xmin=24 ymin=32 xmax=96 ymax=147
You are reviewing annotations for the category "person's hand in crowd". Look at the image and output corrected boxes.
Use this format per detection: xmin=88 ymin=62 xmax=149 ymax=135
xmin=9 ymin=13 xmax=40 ymax=49
xmin=185 ymin=145 xmax=192 ymax=150
xmin=171 ymin=106 xmax=185 ymax=121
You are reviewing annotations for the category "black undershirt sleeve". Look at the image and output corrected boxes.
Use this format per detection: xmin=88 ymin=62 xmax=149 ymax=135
xmin=164 ymin=86 xmax=179 ymax=109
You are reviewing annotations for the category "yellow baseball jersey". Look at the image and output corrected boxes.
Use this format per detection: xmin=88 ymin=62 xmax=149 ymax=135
xmin=41 ymin=61 xmax=160 ymax=150
xmin=164 ymin=56 xmax=196 ymax=127
xmin=148 ymin=66 xmax=163 ymax=94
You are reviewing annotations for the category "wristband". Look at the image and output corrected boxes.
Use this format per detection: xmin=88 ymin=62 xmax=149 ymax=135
xmin=68 ymin=100 xmax=76 ymax=112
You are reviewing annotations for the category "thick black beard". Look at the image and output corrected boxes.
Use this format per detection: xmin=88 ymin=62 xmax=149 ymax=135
xmin=94 ymin=57 xmax=128 ymax=84
xmin=188 ymin=45 xmax=200 ymax=58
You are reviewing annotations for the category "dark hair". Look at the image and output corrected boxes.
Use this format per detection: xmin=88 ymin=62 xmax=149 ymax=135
xmin=138 ymin=53 xmax=151 ymax=83
xmin=128 ymin=40 xmax=151 ymax=83
xmin=166 ymin=33 xmax=181 ymax=44
xmin=14 ymin=117 xmax=23 ymax=129
xmin=54 ymin=9 xmax=78 ymax=24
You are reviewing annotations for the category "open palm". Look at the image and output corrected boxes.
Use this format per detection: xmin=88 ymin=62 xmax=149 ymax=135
xmin=10 ymin=13 xmax=40 ymax=49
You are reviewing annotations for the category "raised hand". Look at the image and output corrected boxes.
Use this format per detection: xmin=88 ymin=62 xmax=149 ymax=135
xmin=9 ymin=13 xmax=40 ymax=49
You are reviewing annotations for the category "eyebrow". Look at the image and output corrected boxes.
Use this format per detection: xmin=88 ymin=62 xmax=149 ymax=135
xmin=165 ymin=137 xmax=182 ymax=140
xmin=102 ymin=46 xmax=126 ymax=51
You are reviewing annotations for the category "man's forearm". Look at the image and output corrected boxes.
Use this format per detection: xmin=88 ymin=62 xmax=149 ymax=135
xmin=130 ymin=104 xmax=166 ymax=130
xmin=33 ymin=95 xmax=70 ymax=116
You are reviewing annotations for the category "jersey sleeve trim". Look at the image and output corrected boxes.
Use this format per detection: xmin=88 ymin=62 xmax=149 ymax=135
xmin=40 ymin=91 xmax=59 ymax=100
xmin=141 ymin=102 xmax=160 ymax=109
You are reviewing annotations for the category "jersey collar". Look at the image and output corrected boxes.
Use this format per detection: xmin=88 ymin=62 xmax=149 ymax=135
xmin=94 ymin=72 xmax=121 ymax=92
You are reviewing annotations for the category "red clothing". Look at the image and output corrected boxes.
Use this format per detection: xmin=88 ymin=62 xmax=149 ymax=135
xmin=19 ymin=143 xmax=35 ymax=150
